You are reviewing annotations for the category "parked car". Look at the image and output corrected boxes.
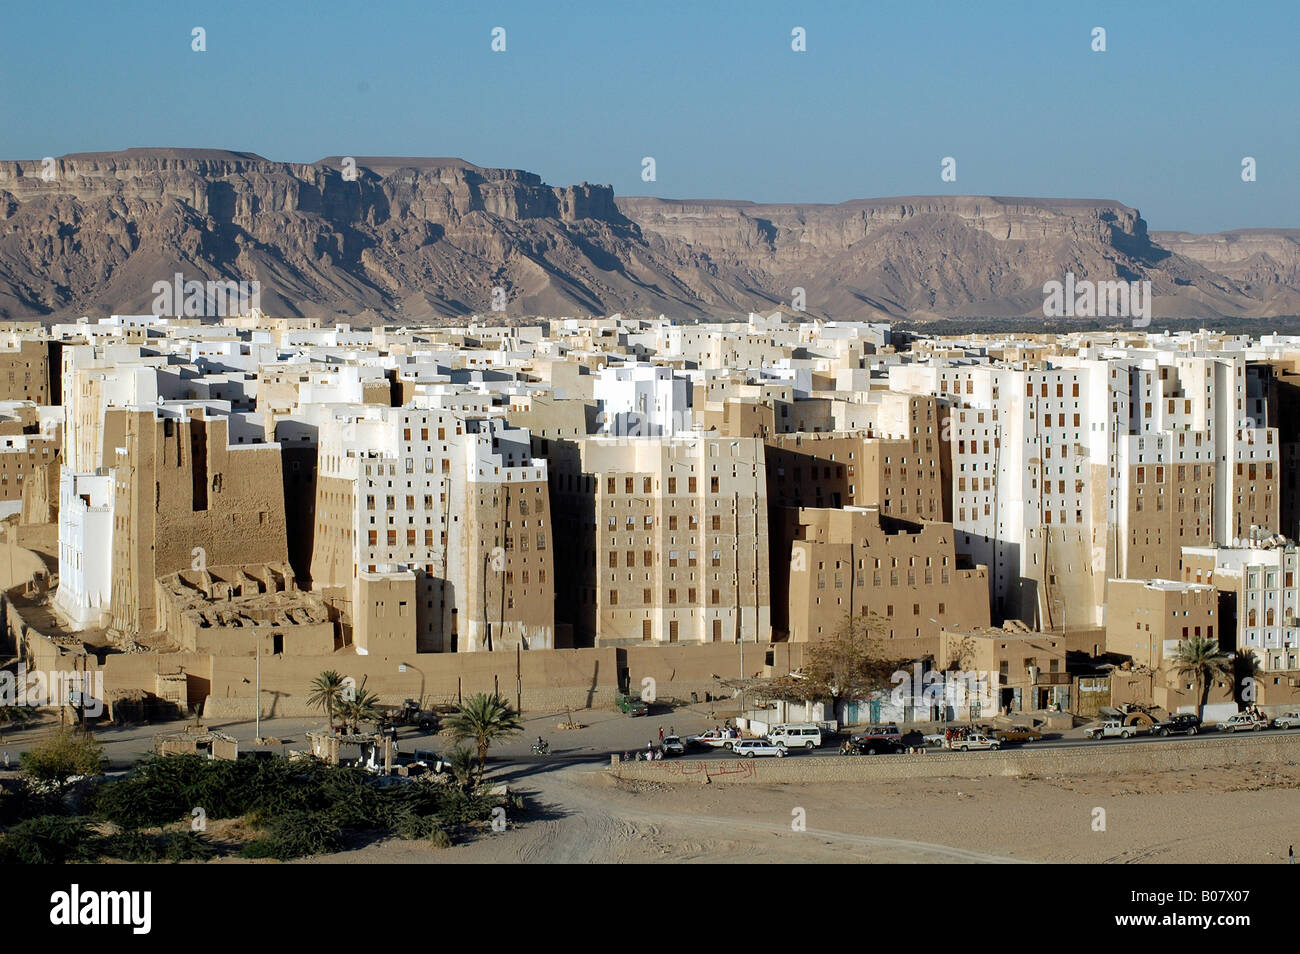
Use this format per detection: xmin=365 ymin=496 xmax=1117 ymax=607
xmin=660 ymin=735 xmax=685 ymax=756
xmin=615 ymin=692 xmax=649 ymax=717
xmin=1272 ymin=710 xmax=1300 ymax=730
xmin=767 ymin=723 xmax=822 ymax=750
xmin=1083 ymin=719 xmax=1144 ymax=740
xmin=1218 ymin=712 xmax=1271 ymax=732
xmin=858 ymin=723 xmax=902 ymax=741
xmin=1153 ymin=714 xmax=1201 ymax=737
xmin=732 ymin=739 xmax=787 ymax=758
xmin=411 ymin=749 xmax=449 ymax=773
xmin=921 ymin=732 xmax=948 ymax=747
xmin=993 ymin=725 xmax=1042 ymax=743
xmin=375 ymin=698 xmax=439 ymax=733
xmin=686 ymin=729 xmax=736 ymax=750
xmin=947 ymin=733 xmax=1001 ymax=751
xmin=843 ymin=736 xmax=903 ymax=755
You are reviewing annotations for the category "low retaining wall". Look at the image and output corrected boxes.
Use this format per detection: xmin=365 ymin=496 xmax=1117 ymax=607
xmin=611 ymin=734 xmax=1300 ymax=784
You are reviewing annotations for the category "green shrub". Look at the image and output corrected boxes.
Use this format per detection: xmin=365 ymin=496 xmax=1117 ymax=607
xmin=20 ymin=730 xmax=104 ymax=790
xmin=436 ymin=788 xmax=497 ymax=825
xmin=102 ymin=829 xmax=160 ymax=862
xmin=0 ymin=815 xmax=98 ymax=864
xmin=159 ymin=831 xmax=215 ymax=862
xmin=237 ymin=838 xmax=279 ymax=859
xmin=0 ymin=780 xmax=64 ymax=826
xmin=82 ymin=752 xmax=509 ymax=860
xmin=240 ymin=810 xmax=340 ymax=860
xmin=391 ymin=810 xmax=438 ymax=840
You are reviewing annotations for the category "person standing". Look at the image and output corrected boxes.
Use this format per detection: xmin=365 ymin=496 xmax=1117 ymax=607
xmin=658 ymin=725 xmax=664 ymax=742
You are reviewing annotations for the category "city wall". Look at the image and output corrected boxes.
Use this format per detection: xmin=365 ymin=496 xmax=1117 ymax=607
xmin=97 ymin=643 xmax=771 ymax=719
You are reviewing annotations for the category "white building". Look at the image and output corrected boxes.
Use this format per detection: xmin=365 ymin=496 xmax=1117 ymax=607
xmin=54 ymin=469 xmax=115 ymax=630
xmin=594 ymin=362 xmax=689 ymax=436
xmin=1184 ymin=543 xmax=1300 ymax=672
xmin=310 ymin=405 xmax=554 ymax=653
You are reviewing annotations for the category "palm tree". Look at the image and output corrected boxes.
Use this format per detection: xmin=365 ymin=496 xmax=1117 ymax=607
xmin=1231 ymin=649 xmax=1264 ymax=707
xmin=444 ymin=693 xmax=522 ymax=776
xmin=338 ymin=687 xmax=382 ymax=735
xmin=307 ymin=671 xmax=347 ymax=731
xmin=1172 ymin=635 xmax=1232 ymax=719
xmin=445 ymin=744 xmax=479 ymax=794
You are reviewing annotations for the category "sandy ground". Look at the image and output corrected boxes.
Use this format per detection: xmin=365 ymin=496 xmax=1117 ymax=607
xmin=309 ymin=759 xmax=1300 ymax=865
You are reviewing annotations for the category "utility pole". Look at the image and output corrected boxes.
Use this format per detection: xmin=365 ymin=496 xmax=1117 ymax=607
xmin=734 ymin=489 xmax=744 ymax=714
xmin=482 ymin=547 xmax=490 ymax=653
xmin=255 ymin=631 xmax=261 ymax=741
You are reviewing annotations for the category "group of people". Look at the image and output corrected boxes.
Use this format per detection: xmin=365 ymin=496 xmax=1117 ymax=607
xmin=619 ymin=723 xmax=744 ymax=761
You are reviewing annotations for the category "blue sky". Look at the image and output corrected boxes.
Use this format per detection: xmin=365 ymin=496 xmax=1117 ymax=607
xmin=2 ymin=0 xmax=1296 ymax=232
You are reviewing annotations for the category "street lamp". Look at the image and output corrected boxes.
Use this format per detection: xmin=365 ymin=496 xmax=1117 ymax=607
xmin=928 ymin=619 xmax=940 ymax=723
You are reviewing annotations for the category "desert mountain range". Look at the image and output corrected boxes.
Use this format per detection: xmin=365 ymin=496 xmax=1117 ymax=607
xmin=1 ymin=148 xmax=1297 ymax=322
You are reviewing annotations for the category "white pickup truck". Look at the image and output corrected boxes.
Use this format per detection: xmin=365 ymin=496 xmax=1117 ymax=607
xmin=945 ymin=734 xmax=1001 ymax=751
xmin=1218 ymin=712 xmax=1271 ymax=732
xmin=1083 ymin=720 xmax=1144 ymax=740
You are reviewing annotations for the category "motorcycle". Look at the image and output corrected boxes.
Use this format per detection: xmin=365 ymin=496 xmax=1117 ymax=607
xmin=531 ymin=740 xmax=550 ymax=756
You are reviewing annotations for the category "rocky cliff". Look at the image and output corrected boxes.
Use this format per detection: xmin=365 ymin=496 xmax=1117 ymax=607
xmin=0 ymin=148 xmax=1295 ymax=321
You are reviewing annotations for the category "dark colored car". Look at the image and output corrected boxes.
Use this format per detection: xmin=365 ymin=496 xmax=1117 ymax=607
xmin=857 ymin=723 xmax=902 ymax=741
xmin=615 ymin=692 xmax=649 ymax=717
xmin=1154 ymin=714 xmax=1202 ymax=737
xmin=843 ymin=736 xmax=903 ymax=756
xmin=993 ymin=725 xmax=1043 ymax=743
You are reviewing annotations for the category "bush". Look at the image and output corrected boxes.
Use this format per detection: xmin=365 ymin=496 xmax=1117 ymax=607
xmin=102 ymin=829 xmax=160 ymax=862
xmin=0 ymin=780 xmax=64 ymax=826
xmin=159 ymin=831 xmax=215 ymax=862
xmin=436 ymin=787 xmax=498 ymax=825
xmin=240 ymin=811 xmax=340 ymax=861
xmin=82 ymin=752 xmax=506 ymax=860
xmin=0 ymin=815 xmax=98 ymax=864
xmin=391 ymin=810 xmax=438 ymax=840
xmin=237 ymin=838 xmax=279 ymax=860
xmin=20 ymin=730 xmax=104 ymax=790
xmin=92 ymin=755 xmax=375 ymax=829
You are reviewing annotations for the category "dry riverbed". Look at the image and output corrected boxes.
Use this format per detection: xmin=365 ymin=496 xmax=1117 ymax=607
xmin=308 ymin=759 xmax=1300 ymax=864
